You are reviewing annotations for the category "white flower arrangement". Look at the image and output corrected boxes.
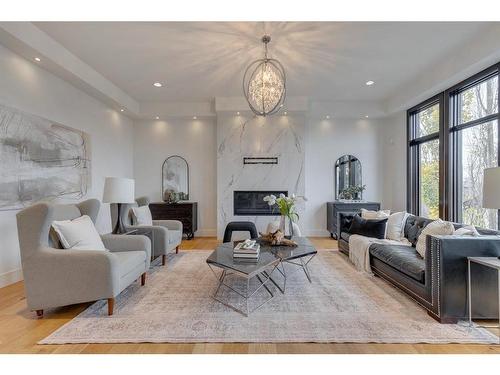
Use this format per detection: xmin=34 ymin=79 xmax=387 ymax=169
xmin=263 ymin=193 xmax=307 ymax=222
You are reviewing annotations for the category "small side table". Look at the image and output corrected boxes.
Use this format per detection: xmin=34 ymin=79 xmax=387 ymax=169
xmin=125 ymin=229 xmax=155 ymax=262
xmin=467 ymin=256 xmax=500 ymax=341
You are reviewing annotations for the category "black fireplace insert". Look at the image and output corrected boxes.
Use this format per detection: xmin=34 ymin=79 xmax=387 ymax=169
xmin=233 ymin=190 xmax=288 ymax=216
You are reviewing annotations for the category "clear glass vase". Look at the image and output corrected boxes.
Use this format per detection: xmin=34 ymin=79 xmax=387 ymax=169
xmin=279 ymin=215 xmax=294 ymax=238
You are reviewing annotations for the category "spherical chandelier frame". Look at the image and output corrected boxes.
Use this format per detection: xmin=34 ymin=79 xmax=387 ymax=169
xmin=242 ymin=35 xmax=286 ymax=117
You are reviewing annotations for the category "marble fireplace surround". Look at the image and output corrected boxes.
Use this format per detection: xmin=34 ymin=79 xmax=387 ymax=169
xmin=216 ymin=97 xmax=308 ymax=239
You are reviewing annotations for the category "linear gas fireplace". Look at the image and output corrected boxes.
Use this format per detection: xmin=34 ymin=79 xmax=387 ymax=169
xmin=233 ymin=190 xmax=287 ymax=216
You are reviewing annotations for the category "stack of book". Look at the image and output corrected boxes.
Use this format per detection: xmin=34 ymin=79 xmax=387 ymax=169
xmin=233 ymin=239 xmax=260 ymax=262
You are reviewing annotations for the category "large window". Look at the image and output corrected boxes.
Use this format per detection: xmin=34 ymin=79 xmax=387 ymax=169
xmin=407 ymin=64 xmax=500 ymax=229
xmin=449 ymin=73 xmax=499 ymax=229
xmin=407 ymin=97 xmax=442 ymax=219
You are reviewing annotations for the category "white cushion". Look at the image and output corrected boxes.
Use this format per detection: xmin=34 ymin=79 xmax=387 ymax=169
xmin=454 ymin=225 xmax=480 ymax=236
xmin=415 ymin=219 xmax=455 ymax=258
xmin=386 ymin=211 xmax=409 ymax=241
xmin=266 ymin=221 xmax=302 ymax=236
xmin=131 ymin=206 xmax=153 ymax=226
xmin=266 ymin=221 xmax=280 ymax=234
xmin=361 ymin=208 xmax=390 ymax=220
xmin=51 ymin=215 xmax=106 ymax=251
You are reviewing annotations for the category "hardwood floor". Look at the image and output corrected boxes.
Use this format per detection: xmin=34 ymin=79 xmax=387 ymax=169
xmin=0 ymin=236 xmax=499 ymax=354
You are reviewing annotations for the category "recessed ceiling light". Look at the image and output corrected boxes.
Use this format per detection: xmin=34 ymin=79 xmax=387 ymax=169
xmin=283 ymin=111 xmax=287 ymax=116
xmin=153 ymin=82 xmax=163 ymax=88
xmin=326 ymin=115 xmax=330 ymax=119
xmin=365 ymin=115 xmax=369 ymax=118
xmin=193 ymin=116 xmax=197 ymax=120
xmin=120 ymin=109 xmax=124 ymax=112
xmin=236 ymin=112 xmax=240 ymax=116
xmin=366 ymin=80 xmax=375 ymax=86
xmin=34 ymin=57 xmax=41 ymax=62
xmin=155 ymin=116 xmax=160 ymax=120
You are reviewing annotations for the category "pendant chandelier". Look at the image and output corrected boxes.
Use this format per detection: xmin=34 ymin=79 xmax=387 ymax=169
xmin=243 ymin=35 xmax=286 ymax=116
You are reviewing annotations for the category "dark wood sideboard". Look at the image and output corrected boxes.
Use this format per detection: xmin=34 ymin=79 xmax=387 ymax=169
xmin=326 ymin=201 xmax=381 ymax=239
xmin=149 ymin=202 xmax=198 ymax=240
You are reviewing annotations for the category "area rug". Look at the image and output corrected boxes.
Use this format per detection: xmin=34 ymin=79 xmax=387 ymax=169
xmin=39 ymin=250 xmax=498 ymax=344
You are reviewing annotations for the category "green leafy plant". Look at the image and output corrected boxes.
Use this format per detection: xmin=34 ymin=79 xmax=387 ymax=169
xmin=339 ymin=185 xmax=366 ymax=200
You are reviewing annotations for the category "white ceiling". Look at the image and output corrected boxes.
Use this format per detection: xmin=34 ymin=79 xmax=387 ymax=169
xmin=33 ymin=22 xmax=493 ymax=103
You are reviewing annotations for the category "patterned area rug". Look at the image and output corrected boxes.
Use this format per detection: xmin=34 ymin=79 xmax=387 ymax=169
xmin=40 ymin=250 xmax=498 ymax=344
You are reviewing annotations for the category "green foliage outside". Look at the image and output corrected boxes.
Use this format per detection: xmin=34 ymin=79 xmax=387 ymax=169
xmin=420 ymin=161 xmax=439 ymax=219
xmin=418 ymin=105 xmax=440 ymax=219
xmin=417 ymin=76 xmax=498 ymax=229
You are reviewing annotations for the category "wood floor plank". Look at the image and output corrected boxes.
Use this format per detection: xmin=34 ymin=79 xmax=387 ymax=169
xmin=1 ymin=236 xmax=498 ymax=354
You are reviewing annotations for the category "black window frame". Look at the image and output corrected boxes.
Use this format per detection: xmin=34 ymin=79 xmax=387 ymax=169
xmin=406 ymin=93 xmax=444 ymax=218
xmin=445 ymin=64 xmax=500 ymax=226
xmin=407 ymin=62 xmax=500 ymax=228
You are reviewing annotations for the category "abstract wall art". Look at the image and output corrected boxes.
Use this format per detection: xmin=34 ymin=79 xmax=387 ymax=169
xmin=0 ymin=103 xmax=91 ymax=210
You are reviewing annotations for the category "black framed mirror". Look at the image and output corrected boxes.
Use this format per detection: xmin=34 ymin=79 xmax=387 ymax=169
xmin=335 ymin=154 xmax=363 ymax=200
xmin=162 ymin=155 xmax=189 ymax=202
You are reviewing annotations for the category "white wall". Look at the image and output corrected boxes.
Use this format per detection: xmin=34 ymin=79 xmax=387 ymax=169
xmin=304 ymin=117 xmax=385 ymax=236
xmin=379 ymin=112 xmax=407 ymax=212
xmin=0 ymin=44 xmax=134 ymax=288
xmin=133 ymin=118 xmax=217 ymax=236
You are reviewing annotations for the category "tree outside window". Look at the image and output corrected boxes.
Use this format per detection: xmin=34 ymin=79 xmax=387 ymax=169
xmin=458 ymin=76 xmax=498 ymax=229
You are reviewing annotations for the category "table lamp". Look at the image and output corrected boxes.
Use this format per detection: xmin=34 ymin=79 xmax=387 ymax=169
xmin=103 ymin=177 xmax=135 ymax=234
xmin=482 ymin=167 xmax=500 ymax=258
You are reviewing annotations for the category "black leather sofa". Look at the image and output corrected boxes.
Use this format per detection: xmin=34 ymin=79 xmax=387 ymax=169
xmin=338 ymin=214 xmax=500 ymax=323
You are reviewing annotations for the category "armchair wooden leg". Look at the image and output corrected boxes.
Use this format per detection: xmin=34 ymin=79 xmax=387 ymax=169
xmin=107 ymin=298 xmax=114 ymax=316
xmin=162 ymin=254 xmax=166 ymax=266
xmin=36 ymin=309 xmax=44 ymax=318
xmin=176 ymin=246 xmax=179 ymax=254
xmin=141 ymin=272 xmax=146 ymax=286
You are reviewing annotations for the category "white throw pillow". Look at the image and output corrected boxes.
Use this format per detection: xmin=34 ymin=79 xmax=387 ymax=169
xmin=415 ymin=219 xmax=455 ymax=258
xmin=386 ymin=211 xmax=409 ymax=241
xmin=454 ymin=225 xmax=480 ymax=236
xmin=361 ymin=208 xmax=390 ymax=220
xmin=131 ymin=205 xmax=153 ymax=226
xmin=51 ymin=215 xmax=106 ymax=251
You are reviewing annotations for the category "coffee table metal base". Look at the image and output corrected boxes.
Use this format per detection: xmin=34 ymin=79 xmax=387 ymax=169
xmin=264 ymin=253 xmax=316 ymax=294
xmin=207 ymin=263 xmax=279 ymax=316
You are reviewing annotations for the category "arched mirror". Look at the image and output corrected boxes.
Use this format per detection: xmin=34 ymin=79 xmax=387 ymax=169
xmin=162 ymin=156 xmax=189 ymax=202
xmin=335 ymin=155 xmax=363 ymax=200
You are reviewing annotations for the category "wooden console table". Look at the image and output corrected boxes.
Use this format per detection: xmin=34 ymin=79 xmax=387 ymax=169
xmin=149 ymin=202 xmax=198 ymax=240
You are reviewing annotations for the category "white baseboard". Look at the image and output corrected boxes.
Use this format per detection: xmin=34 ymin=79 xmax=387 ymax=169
xmin=303 ymin=229 xmax=332 ymax=237
xmin=0 ymin=268 xmax=23 ymax=288
xmin=193 ymin=229 xmax=217 ymax=237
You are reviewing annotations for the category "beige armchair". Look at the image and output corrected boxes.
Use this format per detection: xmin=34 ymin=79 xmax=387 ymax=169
xmin=16 ymin=199 xmax=151 ymax=318
xmin=120 ymin=197 xmax=183 ymax=266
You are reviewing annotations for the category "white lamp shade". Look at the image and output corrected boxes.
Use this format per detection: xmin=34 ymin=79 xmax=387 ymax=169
xmin=483 ymin=167 xmax=500 ymax=209
xmin=102 ymin=177 xmax=135 ymax=203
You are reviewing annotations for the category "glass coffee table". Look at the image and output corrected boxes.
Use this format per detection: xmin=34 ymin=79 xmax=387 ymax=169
xmin=206 ymin=237 xmax=317 ymax=316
